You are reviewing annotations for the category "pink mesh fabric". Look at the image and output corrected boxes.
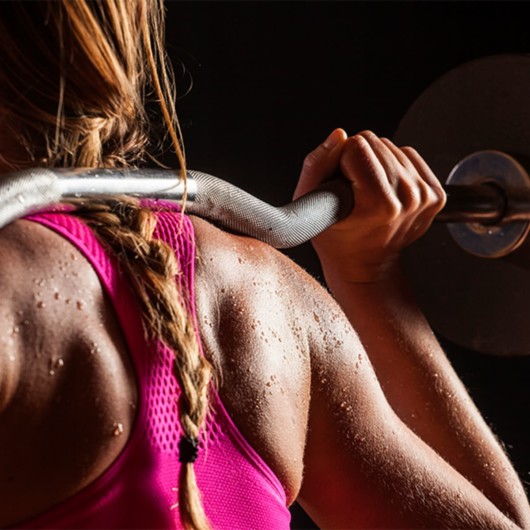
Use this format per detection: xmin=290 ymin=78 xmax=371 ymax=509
xmin=14 ymin=203 xmax=290 ymax=529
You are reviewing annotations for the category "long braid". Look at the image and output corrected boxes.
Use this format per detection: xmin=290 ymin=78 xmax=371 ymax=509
xmin=71 ymin=197 xmax=213 ymax=529
xmin=0 ymin=1 xmax=214 ymax=527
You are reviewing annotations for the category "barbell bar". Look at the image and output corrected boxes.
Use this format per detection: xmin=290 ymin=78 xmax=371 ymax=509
xmin=0 ymin=149 xmax=529 ymax=257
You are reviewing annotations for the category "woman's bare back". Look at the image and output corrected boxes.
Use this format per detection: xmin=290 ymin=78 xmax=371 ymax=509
xmin=0 ymin=220 xmax=138 ymax=524
xmin=2 ymin=202 xmax=528 ymax=529
xmin=0 ymin=215 xmax=321 ymax=525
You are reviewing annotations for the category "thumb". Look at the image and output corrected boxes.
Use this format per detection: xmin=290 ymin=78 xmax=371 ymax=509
xmin=293 ymin=128 xmax=347 ymax=200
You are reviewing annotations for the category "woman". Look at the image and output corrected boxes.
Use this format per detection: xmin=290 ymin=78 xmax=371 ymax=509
xmin=0 ymin=1 xmax=528 ymax=529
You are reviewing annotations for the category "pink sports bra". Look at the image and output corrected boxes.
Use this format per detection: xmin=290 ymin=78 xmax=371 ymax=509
xmin=15 ymin=203 xmax=291 ymax=529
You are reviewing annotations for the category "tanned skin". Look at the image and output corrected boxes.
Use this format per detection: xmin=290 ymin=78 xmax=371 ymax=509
xmin=1 ymin=131 xmax=529 ymax=528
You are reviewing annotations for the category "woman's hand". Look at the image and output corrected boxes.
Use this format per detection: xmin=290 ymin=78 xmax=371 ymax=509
xmin=294 ymin=129 xmax=446 ymax=282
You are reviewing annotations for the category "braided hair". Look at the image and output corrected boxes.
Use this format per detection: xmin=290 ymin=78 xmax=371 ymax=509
xmin=0 ymin=1 xmax=212 ymax=527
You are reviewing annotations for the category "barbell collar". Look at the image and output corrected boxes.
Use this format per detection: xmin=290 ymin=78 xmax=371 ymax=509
xmin=443 ymin=150 xmax=530 ymax=258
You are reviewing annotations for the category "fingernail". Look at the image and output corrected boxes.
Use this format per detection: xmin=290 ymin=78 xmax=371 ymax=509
xmin=324 ymin=128 xmax=345 ymax=149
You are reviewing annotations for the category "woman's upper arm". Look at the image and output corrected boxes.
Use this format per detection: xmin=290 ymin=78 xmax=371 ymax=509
xmin=297 ymin=289 xmax=520 ymax=529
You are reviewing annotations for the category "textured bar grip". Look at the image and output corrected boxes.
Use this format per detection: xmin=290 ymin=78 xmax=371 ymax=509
xmin=0 ymin=168 xmax=354 ymax=248
xmin=187 ymin=171 xmax=353 ymax=248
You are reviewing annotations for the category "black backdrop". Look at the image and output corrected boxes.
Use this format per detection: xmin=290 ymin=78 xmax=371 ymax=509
xmin=165 ymin=2 xmax=530 ymax=528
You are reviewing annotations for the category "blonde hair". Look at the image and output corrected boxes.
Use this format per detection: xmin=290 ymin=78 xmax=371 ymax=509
xmin=0 ymin=1 xmax=211 ymax=528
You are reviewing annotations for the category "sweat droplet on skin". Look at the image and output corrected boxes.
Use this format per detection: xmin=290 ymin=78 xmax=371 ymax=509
xmin=112 ymin=423 xmax=124 ymax=436
xmin=48 ymin=357 xmax=64 ymax=375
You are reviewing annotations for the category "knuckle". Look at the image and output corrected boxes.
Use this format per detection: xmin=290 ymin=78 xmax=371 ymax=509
xmin=302 ymin=149 xmax=320 ymax=170
xmin=418 ymin=178 xmax=446 ymax=208
xmin=428 ymin=183 xmax=447 ymax=210
xmin=435 ymin=191 xmax=446 ymax=209
xmin=384 ymin=196 xmax=402 ymax=220
xmin=401 ymin=146 xmax=419 ymax=157
xmin=407 ymin=188 xmax=422 ymax=210
xmin=436 ymin=184 xmax=447 ymax=205
xmin=417 ymin=179 xmax=432 ymax=202
xmin=345 ymin=135 xmax=370 ymax=159
xmin=349 ymin=134 xmax=367 ymax=147
xmin=359 ymin=130 xmax=377 ymax=141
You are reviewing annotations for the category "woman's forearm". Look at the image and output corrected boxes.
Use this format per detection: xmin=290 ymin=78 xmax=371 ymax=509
xmin=322 ymin=261 xmax=530 ymax=528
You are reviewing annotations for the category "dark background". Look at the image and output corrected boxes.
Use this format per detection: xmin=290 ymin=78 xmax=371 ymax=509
xmin=165 ymin=2 xmax=530 ymax=528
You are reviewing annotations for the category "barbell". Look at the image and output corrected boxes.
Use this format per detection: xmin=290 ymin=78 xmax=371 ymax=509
xmin=1 ymin=149 xmax=529 ymax=256
xmin=0 ymin=54 xmax=527 ymax=355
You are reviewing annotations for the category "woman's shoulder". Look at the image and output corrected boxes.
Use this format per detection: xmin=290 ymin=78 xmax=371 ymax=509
xmin=188 ymin=214 xmax=352 ymax=502
xmin=189 ymin=216 xmax=312 ymax=495
xmin=188 ymin=214 xmax=354 ymax=351
xmin=188 ymin=214 xmax=317 ymax=293
xmin=188 ymin=213 xmax=333 ymax=346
